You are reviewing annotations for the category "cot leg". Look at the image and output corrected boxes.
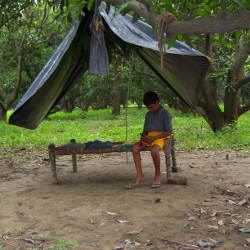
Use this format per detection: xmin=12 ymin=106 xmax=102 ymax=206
xmin=171 ymin=137 xmax=178 ymax=172
xmin=72 ymin=154 xmax=77 ymax=172
xmin=48 ymin=143 xmax=59 ymax=184
xmin=164 ymin=138 xmax=188 ymax=185
xmin=70 ymin=139 xmax=77 ymax=172
xmin=164 ymin=138 xmax=173 ymax=182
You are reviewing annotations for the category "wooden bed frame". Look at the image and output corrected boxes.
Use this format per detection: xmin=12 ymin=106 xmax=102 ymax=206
xmin=48 ymin=138 xmax=184 ymax=184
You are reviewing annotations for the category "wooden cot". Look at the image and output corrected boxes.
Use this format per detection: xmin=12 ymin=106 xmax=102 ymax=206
xmin=48 ymin=138 xmax=186 ymax=184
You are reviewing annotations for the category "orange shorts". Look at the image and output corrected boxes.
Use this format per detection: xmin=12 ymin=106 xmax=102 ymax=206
xmin=141 ymin=131 xmax=172 ymax=151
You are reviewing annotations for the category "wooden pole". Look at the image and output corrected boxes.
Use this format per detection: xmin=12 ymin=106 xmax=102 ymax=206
xmin=125 ymin=74 xmax=130 ymax=163
xmin=48 ymin=143 xmax=58 ymax=183
xmin=125 ymin=81 xmax=129 ymax=143
xmin=70 ymin=139 xmax=78 ymax=173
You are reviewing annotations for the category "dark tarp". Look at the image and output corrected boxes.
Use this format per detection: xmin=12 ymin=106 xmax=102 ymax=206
xmin=9 ymin=2 xmax=210 ymax=129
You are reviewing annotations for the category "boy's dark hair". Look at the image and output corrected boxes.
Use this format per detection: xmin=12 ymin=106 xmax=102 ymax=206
xmin=143 ymin=91 xmax=159 ymax=106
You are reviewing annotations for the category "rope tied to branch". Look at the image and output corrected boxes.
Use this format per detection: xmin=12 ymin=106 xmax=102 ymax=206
xmin=157 ymin=12 xmax=177 ymax=68
xmin=91 ymin=0 xmax=104 ymax=43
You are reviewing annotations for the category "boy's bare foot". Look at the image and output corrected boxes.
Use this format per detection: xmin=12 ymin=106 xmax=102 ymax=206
xmin=153 ymin=175 xmax=161 ymax=185
xmin=124 ymin=175 xmax=145 ymax=190
xmin=135 ymin=175 xmax=145 ymax=184
xmin=151 ymin=183 xmax=161 ymax=189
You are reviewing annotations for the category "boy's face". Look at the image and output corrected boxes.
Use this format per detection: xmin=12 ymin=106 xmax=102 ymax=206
xmin=146 ymin=101 xmax=160 ymax=113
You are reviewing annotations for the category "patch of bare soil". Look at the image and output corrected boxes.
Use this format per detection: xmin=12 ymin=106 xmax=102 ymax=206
xmin=0 ymin=148 xmax=250 ymax=250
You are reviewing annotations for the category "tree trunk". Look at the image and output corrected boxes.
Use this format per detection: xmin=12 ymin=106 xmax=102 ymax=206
xmin=80 ymin=104 xmax=90 ymax=111
xmin=223 ymin=36 xmax=250 ymax=124
xmin=62 ymin=97 xmax=75 ymax=112
xmin=172 ymin=98 xmax=190 ymax=114
xmin=0 ymin=106 xmax=7 ymax=121
xmin=224 ymin=87 xmax=241 ymax=123
xmin=198 ymin=101 xmax=225 ymax=132
xmin=196 ymin=34 xmax=250 ymax=132
xmin=0 ymin=55 xmax=23 ymax=121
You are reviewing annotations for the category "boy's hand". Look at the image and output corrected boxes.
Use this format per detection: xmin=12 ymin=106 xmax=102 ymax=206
xmin=140 ymin=133 xmax=146 ymax=141
xmin=141 ymin=135 xmax=154 ymax=144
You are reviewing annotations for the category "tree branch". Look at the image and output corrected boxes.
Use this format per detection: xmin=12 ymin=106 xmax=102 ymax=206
xmin=0 ymin=2 xmax=32 ymax=29
xmin=106 ymin=0 xmax=250 ymax=34
xmin=6 ymin=55 xmax=22 ymax=110
xmin=37 ymin=3 xmax=51 ymax=37
xmin=0 ymin=53 xmax=17 ymax=73
xmin=235 ymin=76 xmax=250 ymax=89
xmin=227 ymin=35 xmax=250 ymax=84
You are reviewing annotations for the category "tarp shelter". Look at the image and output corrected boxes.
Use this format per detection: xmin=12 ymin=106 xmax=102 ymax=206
xmin=9 ymin=2 xmax=210 ymax=129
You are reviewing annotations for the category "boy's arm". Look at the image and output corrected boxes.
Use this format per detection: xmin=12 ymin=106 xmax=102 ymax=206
xmin=142 ymin=113 xmax=149 ymax=137
xmin=143 ymin=131 xmax=172 ymax=142
xmin=152 ymin=131 xmax=172 ymax=139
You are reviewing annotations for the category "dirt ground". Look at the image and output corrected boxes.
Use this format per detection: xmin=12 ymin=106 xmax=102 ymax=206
xmin=0 ymin=148 xmax=250 ymax=250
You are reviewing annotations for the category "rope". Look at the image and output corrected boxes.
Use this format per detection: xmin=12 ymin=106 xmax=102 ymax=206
xmin=125 ymin=64 xmax=130 ymax=163
xmin=157 ymin=12 xmax=177 ymax=68
xmin=91 ymin=0 xmax=103 ymax=43
xmin=125 ymin=80 xmax=129 ymax=143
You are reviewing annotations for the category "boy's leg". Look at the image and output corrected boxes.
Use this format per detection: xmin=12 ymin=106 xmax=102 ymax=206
xmin=131 ymin=142 xmax=145 ymax=184
xmin=151 ymin=144 xmax=161 ymax=184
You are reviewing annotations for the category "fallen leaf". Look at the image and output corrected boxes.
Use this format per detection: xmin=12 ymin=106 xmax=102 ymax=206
xmin=126 ymin=230 xmax=141 ymax=235
xmin=209 ymin=238 xmax=220 ymax=244
xmin=144 ymin=240 xmax=153 ymax=246
xmin=223 ymin=190 xmax=236 ymax=196
xmin=243 ymin=219 xmax=250 ymax=224
xmin=238 ymin=199 xmax=248 ymax=206
xmin=117 ymin=220 xmax=130 ymax=224
xmin=196 ymin=240 xmax=216 ymax=248
xmin=238 ymin=228 xmax=250 ymax=233
xmin=211 ymin=212 xmax=217 ymax=217
xmin=208 ymin=225 xmax=219 ymax=230
xmin=218 ymin=220 xmax=224 ymax=226
xmin=187 ymin=216 xmax=197 ymax=221
xmin=2 ymin=235 xmax=10 ymax=240
xmin=23 ymin=238 xmax=34 ymax=244
xmin=200 ymin=208 xmax=207 ymax=214
xmin=106 ymin=211 xmax=118 ymax=216
xmin=124 ymin=239 xmax=141 ymax=248
xmin=227 ymin=199 xmax=236 ymax=205
xmin=113 ymin=246 xmax=123 ymax=250
xmin=232 ymin=219 xmax=239 ymax=224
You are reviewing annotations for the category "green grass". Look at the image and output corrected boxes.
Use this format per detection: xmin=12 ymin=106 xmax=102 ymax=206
xmin=0 ymin=107 xmax=249 ymax=151
xmin=47 ymin=238 xmax=79 ymax=249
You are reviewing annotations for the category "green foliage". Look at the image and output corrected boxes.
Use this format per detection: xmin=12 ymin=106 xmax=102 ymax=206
xmin=0 ymin=107 xmax=249 ymax=151
xmin=1 ymin=0 xmax=249 ymax=130
xmin=64 ymin=0 xmax=86 ymax=20
xmin=87 ymin=0 xmax=95 ymax=10
xmin=113 ymin=0 xmax=133 ymax=17
xmin=0 ymin=2 xmax=70 ymax=116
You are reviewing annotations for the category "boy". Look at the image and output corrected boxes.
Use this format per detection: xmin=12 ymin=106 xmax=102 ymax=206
xmin=125 ymin=91 xmax=172 ymax=189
